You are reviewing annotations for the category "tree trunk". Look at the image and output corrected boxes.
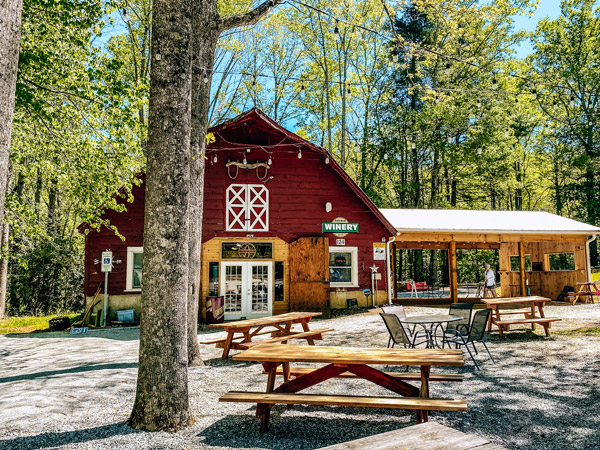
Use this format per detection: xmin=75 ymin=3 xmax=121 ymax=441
xmin=0 ymin=223 xmax=8 ymax=320
xmin=129 ymin=0 xmax=194 ymax=431
xmin=187 ymin=0 xmax=219 ymax=367
xmin=0 ymin=0 xmax=22 ymax=239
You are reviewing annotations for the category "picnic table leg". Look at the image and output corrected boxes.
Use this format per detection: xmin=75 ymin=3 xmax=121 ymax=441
xmin=299 ymin=319 xmax=315 ymax=345
xmin=530 ymin=304 xmax=536 ymax=330
xmin=221 ymin=331 xmax=235 ymax=359
xmin=417 ymin=366 xmax=430 ymax=423
xmin=258 ymin=362 xmax=279 ymax=433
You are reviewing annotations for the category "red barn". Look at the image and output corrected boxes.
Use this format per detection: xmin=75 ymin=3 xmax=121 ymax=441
xmin=81 ymin=109 xmax=396 ymax=321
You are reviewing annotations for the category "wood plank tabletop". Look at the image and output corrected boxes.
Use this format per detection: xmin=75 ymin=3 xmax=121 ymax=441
xmin=316 ymin=421 xmax=506 ymax=450
xmin=209 ymin=312 xmax=322 ymax=329
xmin=232 ymin=343 xmax=464 ymax=366
xmin=481 ymin=296 xmax=550 ymax=306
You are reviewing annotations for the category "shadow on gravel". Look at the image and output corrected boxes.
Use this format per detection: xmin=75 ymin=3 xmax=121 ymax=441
xmin=4 ymin=328 xmax=141 ymax=341
xmin=204 ymin=358 xmax=257 ymax=368
xmin=0 ymin=422 xmax=139 ymax=450
xmin=0 ymin=362 xmax=138 ymax=384
xmin=199 ymin=413 xmax=411 ymax=450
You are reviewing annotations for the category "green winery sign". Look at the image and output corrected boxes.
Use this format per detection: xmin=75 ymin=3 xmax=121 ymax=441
xmin=322 ymin=222 xmax=359 ymax=233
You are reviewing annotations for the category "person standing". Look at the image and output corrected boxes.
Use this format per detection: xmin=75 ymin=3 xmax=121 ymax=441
xmin=483 ymin=263 xmax=497 ymax=298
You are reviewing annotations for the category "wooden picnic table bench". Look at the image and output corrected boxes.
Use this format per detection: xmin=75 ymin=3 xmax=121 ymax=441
xmin=568 ymin=282 xmax=600 ymax=304
xmin=482 ymin=296 xmax=560 ymax=338
xmin=219 ymin=343 xmax=466 ymax=432
xmin=201 ymin=312 xmax=328 ymax=358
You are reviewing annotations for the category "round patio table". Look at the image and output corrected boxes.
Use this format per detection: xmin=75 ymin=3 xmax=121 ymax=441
xmin=401 ymin=314 xmax=462 ymax=348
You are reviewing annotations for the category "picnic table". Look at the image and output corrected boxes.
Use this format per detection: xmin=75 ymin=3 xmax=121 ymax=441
xmin=202 ymin=312 xmax=332 ymax=358
xmin=219 ymin=343 xmax=467 ymax=432
xmin=482 ymin=296 xmax=560 ymax=338
xmin=458 ymin=282 xmax=483 ymax=298
xmin=568 ymin=282 xmax=600 ymax=304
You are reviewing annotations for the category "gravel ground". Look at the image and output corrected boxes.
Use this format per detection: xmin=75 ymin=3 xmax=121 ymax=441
xmin=1 ymin=303 xmax=599 ymax=450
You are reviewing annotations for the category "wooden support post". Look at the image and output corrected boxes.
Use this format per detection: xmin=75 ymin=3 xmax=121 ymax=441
xmin=391 ymin=242 xmax=397 ymax=299
xmin=518 ymin=241 xmax=526 ymax=296
xmin=449 ymin=241 xmax=458 ymax=303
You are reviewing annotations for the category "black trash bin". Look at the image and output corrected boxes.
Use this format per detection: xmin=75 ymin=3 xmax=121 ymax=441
xmin=206 ymin=296 xmax=224 ymax=324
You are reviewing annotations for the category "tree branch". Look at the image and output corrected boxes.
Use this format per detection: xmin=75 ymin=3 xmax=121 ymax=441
xmin=218 ymin=0 xmax=282 ymax=33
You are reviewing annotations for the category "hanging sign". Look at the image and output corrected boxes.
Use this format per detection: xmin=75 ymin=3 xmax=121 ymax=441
xmin=322 ymin=217 xmax=359 ymax=237
xmin=373 ymin=243 xmax=386 ymax=261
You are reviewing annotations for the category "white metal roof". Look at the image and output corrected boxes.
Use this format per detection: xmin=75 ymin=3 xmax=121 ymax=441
xmin=379 ymin=209 xmax=600 ymax=235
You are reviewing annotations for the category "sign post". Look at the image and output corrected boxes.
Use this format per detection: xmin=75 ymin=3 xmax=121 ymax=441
xmin=101 ymin=250 xmax=113 ymax=326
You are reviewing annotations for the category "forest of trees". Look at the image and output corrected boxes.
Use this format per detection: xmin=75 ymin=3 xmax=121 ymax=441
xmin=3 ymin=0 xmax=600 ymax=316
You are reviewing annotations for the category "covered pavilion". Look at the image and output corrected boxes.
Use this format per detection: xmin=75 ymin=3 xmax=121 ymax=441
xmin=381 ymin=209 xmax=600 ymax=303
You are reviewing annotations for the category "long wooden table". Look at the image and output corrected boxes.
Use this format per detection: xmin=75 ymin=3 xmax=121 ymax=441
xmin=203 ymin=312 xmax=328 ymax=358
xmin=482 ymin=296 xmax=560 ymax=338
xmin=220 ymin=343 xmax=466 ymax=432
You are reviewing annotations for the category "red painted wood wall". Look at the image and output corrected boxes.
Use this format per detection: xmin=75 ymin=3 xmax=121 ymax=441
xmin=82 ymin=110 xmax=394 ymax=298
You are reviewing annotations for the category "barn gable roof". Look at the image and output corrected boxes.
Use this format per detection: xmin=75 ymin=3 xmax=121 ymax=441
xmin=209 ymin=109 xmax=397 ymax=235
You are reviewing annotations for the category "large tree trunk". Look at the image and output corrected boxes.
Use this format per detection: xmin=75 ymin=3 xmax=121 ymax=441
xmin=0 ymin=0 xmax=23 ymax=244
xmin=129 ymin=0 xmax=194 ymax=431
xmin=187 ymin=0 xmax=219 ymax=367
xmin=0 ymin=223 xmax=8 ymax=320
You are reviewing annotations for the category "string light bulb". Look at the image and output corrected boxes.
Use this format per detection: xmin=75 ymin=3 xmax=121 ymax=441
xmin=298 ymin=150 xmax=302 ymax=159
xmin=392 ymin=50 xmax=398 ymax=64
xmin=531 ymin=88 xmax=537 ymax=99
xmin=203 ymin=71 xmax=209 ymax=83
xmin=325 ymin=156 xmax=329 ymax=164
xmin=213 ymin=154 xmax=217 ymax=163
xmin=391 ymin=93 xmax=396 ymax=102
xmin=243 ymin=156 xmax=247 ymax=164
xmin=267 ymin=157 xmax=272 ymax=165
xmin=411 ymin=142 xmax=416 ymax=150
xmin=476 ymin=98 xmax=481 ymax=108
xmin=491 ymin=74 xmax=498 ymax=89
xmin=477 ymin=148 xmax=483 ymax=155
xmin=246 ymin=148 xmax=251 ymax=153
xmin=334 ymin=20 xmax=339 ymax=40
xmin=570 ymin=95 xmax=576 ymax=106
xmin=384 ymin=153 xmax=389 ymax=160
xmin=252 ymin=76 xmax=257 ymax=87
xmin=505 ymin=128 xmax=510 ymax=138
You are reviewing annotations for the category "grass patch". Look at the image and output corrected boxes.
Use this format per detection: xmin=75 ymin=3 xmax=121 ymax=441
xmin=554 ymin=325 xmax=600 ymax=337
xmin=0 ymin=314 xmax=80 ymax=334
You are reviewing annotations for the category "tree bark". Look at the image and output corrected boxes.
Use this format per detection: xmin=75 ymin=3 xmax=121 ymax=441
xmin=129 ymin=0 xmax=195 ymax=431
xmin=0 ymin=0 xmax=23 ymax=242
xmin=187 ymin=0 xmax=219 ymax=367
xmin=0 ymin=223 xmax=8 ymax=320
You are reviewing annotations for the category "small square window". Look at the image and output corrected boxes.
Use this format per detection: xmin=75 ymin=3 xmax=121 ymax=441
xmin=329 ymin=247 xmax=358 ymax=287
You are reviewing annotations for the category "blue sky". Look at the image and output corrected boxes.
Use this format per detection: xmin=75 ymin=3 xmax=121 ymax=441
xmin=512 ymin=0 xmax=563 ymax=58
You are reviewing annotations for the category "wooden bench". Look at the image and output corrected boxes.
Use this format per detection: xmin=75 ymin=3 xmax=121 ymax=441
xmin=220 ymin=391 xmax=467 ymax=413
xmin=495 ymin=317 xmax=561 ymax=337
xmin=267 ymin=366 xmax=463 ymax=382
xmin=316 ymin=421 xmax=507 ymax=450
xmin=200 ymin=329 xmax=275 ymax=346
xmin=568 ymin=292 xmax=597 ymax=304
xmin=236 ymin=328 xmax=333 ymax=349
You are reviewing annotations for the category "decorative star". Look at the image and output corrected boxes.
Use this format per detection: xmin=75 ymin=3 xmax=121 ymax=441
xmin=370 ymin=264 xmax=379 ymax=273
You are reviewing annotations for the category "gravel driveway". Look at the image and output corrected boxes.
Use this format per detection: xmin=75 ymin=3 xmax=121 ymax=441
xmin=1 ymin=303 xmax=599 ymax=449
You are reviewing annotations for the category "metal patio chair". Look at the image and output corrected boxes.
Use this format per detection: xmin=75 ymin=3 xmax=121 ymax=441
xmin=442 ymin=303 xmax=474 ymax=345
xmin=444 ymin=308 xmax=495 ymax=370
xmin=380 ymin=313 xmax=427 ymax=349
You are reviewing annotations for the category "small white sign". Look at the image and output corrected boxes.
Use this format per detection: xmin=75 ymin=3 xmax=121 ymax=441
xmin=336 ymin=239 xmax=346 ymax=246
xmin=373 ymin=243 xmax=386 ymax=261
xmin=101 ymin=251 xmax=113 ymax=272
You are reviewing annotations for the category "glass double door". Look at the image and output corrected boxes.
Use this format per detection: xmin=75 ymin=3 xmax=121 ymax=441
xmin=220 ymin=261 xmax=273 ymax=320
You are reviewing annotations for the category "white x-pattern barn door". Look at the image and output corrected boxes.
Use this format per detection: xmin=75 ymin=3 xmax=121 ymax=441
xmin=226 ymin=184 xmax=269 ymax=232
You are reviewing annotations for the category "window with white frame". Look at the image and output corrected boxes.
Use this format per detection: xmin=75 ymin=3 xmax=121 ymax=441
xmin=329 ymin=246 xmax=358 ymax=287
xmin=126 ymin=247 xmax=143 ymax=291
xmin=226 ymin=184 xmax=269 ymax=231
